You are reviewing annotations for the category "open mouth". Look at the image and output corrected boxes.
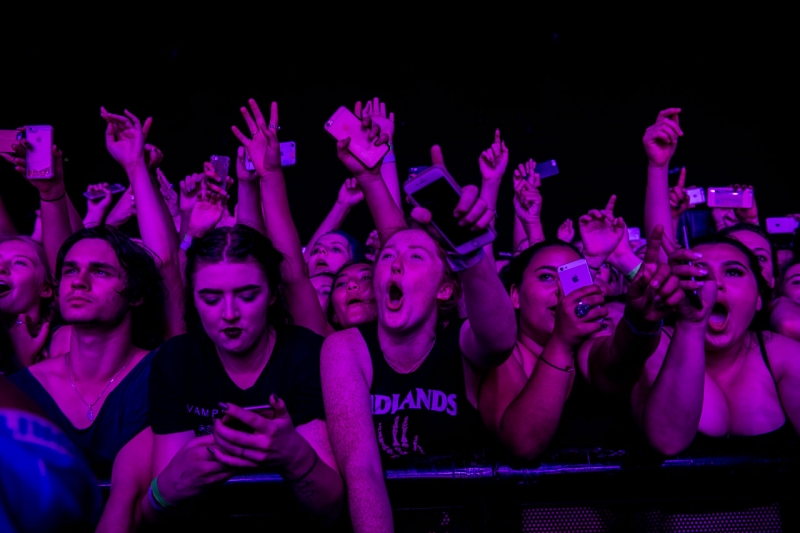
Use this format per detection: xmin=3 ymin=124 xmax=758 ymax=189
xmin=708 ymin=302 xmax=730 ymax=332
xmin=315 ymin=260 xmax=329 ymax=271
xmin=387 ymin=282 xmax=404 ymax=311
xmin=0 ymin=281 xmax=10 ymax=296
xmin=222 ymin=327 xmax=243 ymax=339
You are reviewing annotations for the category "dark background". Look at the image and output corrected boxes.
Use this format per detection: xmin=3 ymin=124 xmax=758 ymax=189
xmin=0 ymin=20 xmax=787 ymax=252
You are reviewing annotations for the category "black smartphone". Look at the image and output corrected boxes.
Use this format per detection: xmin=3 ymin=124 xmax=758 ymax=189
xmin=219 ymin=405 xmax=275 ymax=433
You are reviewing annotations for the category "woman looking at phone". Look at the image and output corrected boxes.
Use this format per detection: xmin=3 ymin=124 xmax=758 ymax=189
xmin=632 ymin=236 xmax=800 ymax=456
xmin=322 ymin=135 xmax=517 ymax=531
xmin=144 ymin=225 xmax=343 ymax=524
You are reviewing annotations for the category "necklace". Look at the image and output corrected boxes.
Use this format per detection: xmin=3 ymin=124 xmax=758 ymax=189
xmin=65 ymin=351 xmax=134 ymax=421
xmin=384 ymin=337 xmax=436 ymax=374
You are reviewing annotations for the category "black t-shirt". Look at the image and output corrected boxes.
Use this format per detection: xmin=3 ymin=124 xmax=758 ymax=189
xmin=358 ymin=319 xmax=488 ymax=469
xmin=149 ymin=326 xmax=325 ymax=436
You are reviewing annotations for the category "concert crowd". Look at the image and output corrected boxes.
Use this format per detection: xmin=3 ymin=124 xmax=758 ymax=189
xmin=0 ymin=98 xmax=798 ymax=532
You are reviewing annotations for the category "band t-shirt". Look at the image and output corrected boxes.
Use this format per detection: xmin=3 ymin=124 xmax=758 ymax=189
xmin=149 ymin=326 xmax=325 ymax=436
xmin=358 ymin=319 xmax=488 ymax=468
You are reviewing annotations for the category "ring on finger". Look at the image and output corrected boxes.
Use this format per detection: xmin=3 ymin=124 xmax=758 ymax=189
xmin=574 ymin=302 xmax=591 ymax=318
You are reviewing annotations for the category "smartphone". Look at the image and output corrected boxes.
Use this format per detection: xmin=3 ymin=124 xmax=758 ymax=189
xmin=83 ymin=183 xmax=126 ymax=199
xmin=627 ymin=227 xmax=641 ymax=241
xmin=686 ymin=187 xmax=706 ymax=205
xmin=707 ymin=187 xmax=754 ymax=209
xmin=220 ymin=404 xmax=275 ymax=433
xmin=210 ymin=155 xmax=230 ymax=179
xmin=766 ymin=217 xmax=800 ymax=235
xmin=403 ymin=166 xmax=496 ymax=255
xmin=408 ymin=166 xmax=429 ymax=179
xmin=0 ymin=130 xmax=23 ymax=153
xmin=557 ymin=259 xmax=593 ymax=296
xmin=324 ymin=106 xmax=389 ymax=169
xmin=25 ymin=125 xmax=54 ymax=179
xmin=536 ymin=160 xmax=559 ymax=179
xmin=244 ymin=142 xmax=297 ymax=171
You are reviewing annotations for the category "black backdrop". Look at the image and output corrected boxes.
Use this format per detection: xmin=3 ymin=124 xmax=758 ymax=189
xmin=0 ymin=20 xmax=787 ymax=253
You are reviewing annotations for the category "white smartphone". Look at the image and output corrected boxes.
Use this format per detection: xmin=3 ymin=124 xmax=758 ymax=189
xmin=686 ymin=187 xmax=706 ymax=205
xmin=324 ymin=106 xmax=389 ymax=169
xmin=627 ymin=227 xmax=641 ymax=241
xmin=557 ymin=258 xmax=593 ymax=296
xmin=403 ymin=165 xmax=496 ymax=255
xmin=245 ymin=141 xmax=297 ymax=171
xmin=25 ymin=125 xmax=54 ymax=179
xmin=766 ymin=217 xmax=800 ymax=235
xmin=707 ymin=187 xmax=754 ymax=209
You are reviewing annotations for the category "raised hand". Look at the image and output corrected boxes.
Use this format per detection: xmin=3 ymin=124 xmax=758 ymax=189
xmin=732 ymin=185 xmax=759 ymax=224
xmin=662 ymin=235 xmax=717 ymax=324
xmin=624 ymin=226 xmax=685 ymax=326
xmin=105 ymin=187 xmax=137 ymax=227
xmin=365 ymin=229 xmax=381 ymax=262
xmin=156 ymin=169 xmax=180 ymax=219
xmin=231 ymin=99 xmax=281 ymax=176
xmin=8 ymin=314 xmax=51 ymax=367
xmin=179 ymin=173 xmax=204 ymax=214
xmin=1 ymin=141 xmax=66 ymax=201
xmin=552 ymin=284 xmax=609 ymax=349
xmin=335 ymin=115 xmax=390 ymax=178
xmin=187 ymin=181 xmax=228 ymax=238
xmin=557 ymin=219 xmax=575 ymax=242
xmin=337 ymin=178 xmax=364 ymax=208
xmin=235 ymin=146 xmax=259 ymax=182
xmin=479 ymin=129 xmax=509 ymax=184
xmin=669 ymin=167 xmax=690 ymax=219
xmin=144 ymin=143 xmax=163 ymax=170
xmin=358 ymin=97 xmax=395 ymax=143
xmin=643 ymin=108 xmax=683 ymax=168
xmin=100 ymin=107 xmax=152 ymax=171
xmin=512 ymin=160 xmax=542 ymax=222
xmin=84 ymin=183 xmax=114 ymax=227
xmin=711 ymin=207 xmax=737 ymax=231
xmin=579 ymin=195 xmax=625 ymax=268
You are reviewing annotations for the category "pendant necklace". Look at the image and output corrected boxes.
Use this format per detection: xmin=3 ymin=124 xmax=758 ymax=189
xmin=385 ymin=337 xmax=436 ymax=374
xmin=66 ymin=351 xmax=134 ymax=421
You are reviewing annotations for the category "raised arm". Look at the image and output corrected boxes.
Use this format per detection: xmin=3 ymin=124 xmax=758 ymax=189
xmin=358 ymin=98 xmax=401 ymax=207
xmin=632 ymin=242 xmax=715 ymax=455
xmin=303 ymin=179 xmax=363 ymax=262
xmin=2 ymin=142 xmax=74 ymax=275
xmin=321 ymin=329 xmax=393 ymax=533
xmin=477 ymin=129 xmax=509 ymax=266
xmin=512 ymin=160 xmax=545 ymax=250
xmin=643 ymin=108 xmax=683 ymax=253
xmin=232 ymin=99 xmax=331 ymax=336
xmin=101 ymin=108 xmax=184 ymax=339
xmin=233 ymin=146 xmax=266 ymax=235
xmin=334 ymin=116 xmax=405 ymax=245
xmin=82 ymin=183 xmax=115 ymax=228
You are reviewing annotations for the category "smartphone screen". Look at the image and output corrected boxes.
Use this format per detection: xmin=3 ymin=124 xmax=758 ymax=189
xmin=536 ymin=160 xmax=559 ymax=179
xmin=407 ymin=175 xmax=494 ymax=253
xmin=707 ymin=187 xmax=754 ymax=209
xmin=210 ymin=155 xmax=230 ymax=179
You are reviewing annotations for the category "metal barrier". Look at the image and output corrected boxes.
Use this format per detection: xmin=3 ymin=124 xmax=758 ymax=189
xmin=101 ymin=450 xmax=799 ymax=531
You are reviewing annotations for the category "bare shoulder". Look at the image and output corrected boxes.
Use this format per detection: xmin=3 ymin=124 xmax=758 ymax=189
xmin=762 ymin=331 xmax=800 ymax=377
xmin=27 ymin=354 xmax=65 ymax=385
xmin=321 ymin=327 xmax=372 ymax=385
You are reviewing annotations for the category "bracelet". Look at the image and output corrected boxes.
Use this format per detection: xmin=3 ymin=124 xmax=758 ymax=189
xmin=446 ymin=248 xmax=485 ymax=272
xmin=624 ymin=317 xmax=663 ymax=336
xmin=533 ymin=352 xmax=574 ymax=373
xmin=179 ymin=234 xmax=193 ymax=252
xmin=150 ymin=477 xmax=175 ymax=509
xmin=40 ymin=192 xmax=66 ymax=203
xmin=383 ymin=151 xmax=396 ymax=164
xmin=625 ymin=262 xmax=644 ymax=282
xmin=284 ymin=453 xmax=319 ymax=483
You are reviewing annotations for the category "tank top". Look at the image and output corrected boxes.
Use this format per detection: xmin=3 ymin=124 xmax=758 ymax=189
xmin=683 ymin=331 xmax=797 ymax=457
xmin=358 ymin=320 xmax=488 ymax=468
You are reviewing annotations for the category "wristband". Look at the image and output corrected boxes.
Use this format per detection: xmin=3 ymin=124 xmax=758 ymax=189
xmin=533 ymin=352 xmax=574 ymax=373
xmin=446 ymin=248 xmax=485 ymax=272
xmin=624 ymin=317 xmax=663 ymax=336
xmin=40 ymin=191 xmax=66 ymax=203
xmin=625 ymin=262 xmax=644 ymax=282
xmin=383 ymin=151 xmax=396 ymax=164
xmin=150 ymin=477 xmax=175 ymax=509
xmin=179 ymin=234 xmax=193 ymax=251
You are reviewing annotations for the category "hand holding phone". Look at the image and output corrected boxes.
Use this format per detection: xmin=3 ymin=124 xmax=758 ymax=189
xmin=707 ymin=186 xmax=754 ymax=209
xmin=766 ymin=217 xmax=800 ymax=235
xmin=219 ymin=404 xmax=275 ymax=433
xmin=231 ymin=99 xmax=282 ymax=175
xmin=326 ymin=106 xmax=390 ymax=170
xmin=0 ymin=130 xmax=23 ymax=153
xmin=83 ymin=183 xmax=126 ymax=199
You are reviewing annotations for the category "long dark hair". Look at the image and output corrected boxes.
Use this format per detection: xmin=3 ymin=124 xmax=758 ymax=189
xmin=184 ymin=225 xmax=291 ymax=332
xmin=55 ymin=226 xmax=166 ymax=350
xmin=501 ymin=240 xmax=584 ymax=293
xmin=719 ymin=223 xmax=779 ymax=284
xmin=691 ymin=234 xmax=770 ymax=331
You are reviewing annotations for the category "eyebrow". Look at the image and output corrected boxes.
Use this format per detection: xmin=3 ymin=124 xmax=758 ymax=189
xmin=197 ymin=285 xmax=262 ymax=294
xmin=535 ymin=266 xmax=558 ymax=273
xmin=62 ymin=260 xmax=118 ymax=271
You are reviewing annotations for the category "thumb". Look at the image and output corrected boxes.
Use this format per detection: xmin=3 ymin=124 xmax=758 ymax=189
xmin=410 ymin=207 xmax=432 ymax=225
xmin=430 ymin=145 xmax=445 ymax=167
xmin=270 ymin=394 xmax=289 ymax=418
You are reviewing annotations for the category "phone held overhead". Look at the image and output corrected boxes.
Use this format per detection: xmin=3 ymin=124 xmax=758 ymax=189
xmin=324 ymin=106 xmax=389 ymax=169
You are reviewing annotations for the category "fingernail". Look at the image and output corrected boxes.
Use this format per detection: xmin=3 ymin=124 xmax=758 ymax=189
xmin=699 ymin=269 xmax=708 ymax=275
xmin=696 ymin=281 xmax=705 ymax=286
xmin=218 ymin=402 xmax=229 ymax=412
xmin=693 ymin=253 xmax=703 ymax=259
